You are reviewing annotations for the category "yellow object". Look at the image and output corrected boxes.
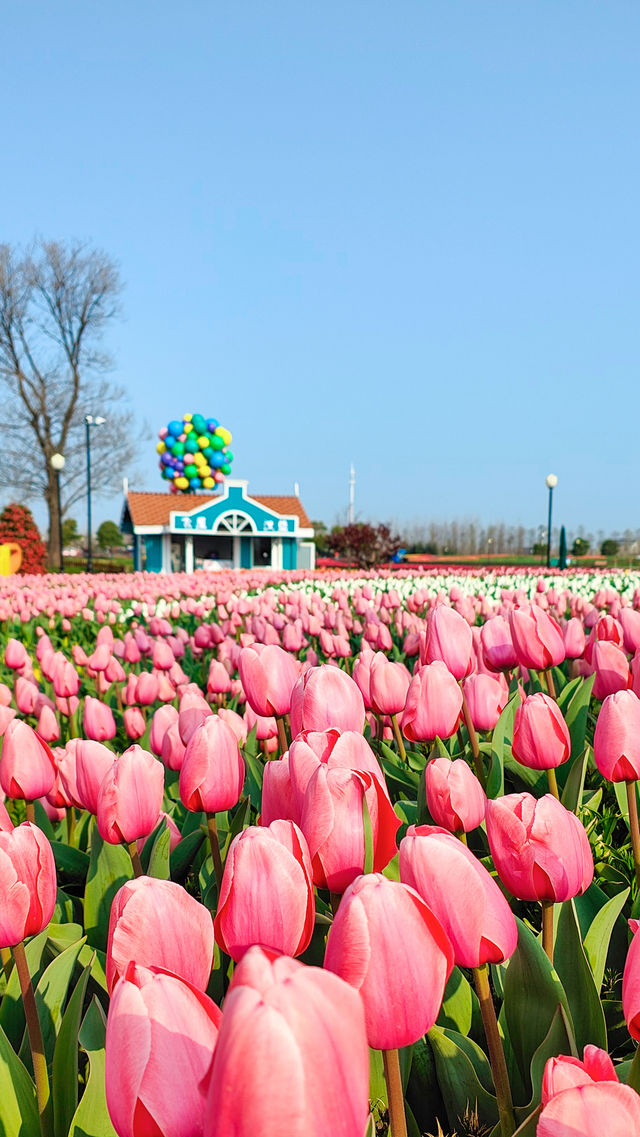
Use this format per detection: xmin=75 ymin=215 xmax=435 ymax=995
xmin=197 ymin=435 xmax=209 ymax=449
xmin=156 ymin=441 xmax=166 ymax=454
xmin=174 ymin=477 xmax=189 ymax=490
xmin=184 ymin=422 xmax=193 ymax=433
xmin=193 ymin=452 xmax=205 ymax=467
xmin=202 ymin=476 xmax=214 ymax=489
xmin=215 ymin=427 xmax=232 ymax=445
xmin=183 ymin=413 xmax=192 ymax=421
xmin=0 ymin=543 xmax=22 ymax=575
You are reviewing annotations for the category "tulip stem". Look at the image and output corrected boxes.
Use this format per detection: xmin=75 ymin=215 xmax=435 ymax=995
xmin=472 ymin=964 xmax=515 ymax=1137
xmin=391 ymin=715 xmax=407 ymax=761
xmin=13 ymin=940 xmax=52 ymax=1137
xmin=460 ymin=693 xmax=485 ymax=789
xmin=382 ymin=1048 xmax=407 ymax=1137
xmin=546 ymin=769 xmax=560 ymax=800
xmin=127 ymin=842 xmax=144 ymax=878
xmin=541 ymin=900 xmax=554 ymax=962
xmin=276 ymin=716 xmax=289 ymax=758
xmin=25 ymin=801 xmax=35 ymax=824
xmin=207 ymin=813 xmax=224 ymax=895
xmin=626 ymin=781 xmax=640 ymax=893
xmin=544 ymin=668 xmax=556 ymax=699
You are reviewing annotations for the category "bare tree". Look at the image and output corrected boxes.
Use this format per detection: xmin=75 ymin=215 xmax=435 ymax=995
xmin=0 ymin=239 xmax=138 ymax=567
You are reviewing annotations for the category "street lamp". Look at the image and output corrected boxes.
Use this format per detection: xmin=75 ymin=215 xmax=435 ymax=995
xmin=85 ymin=415 xmax=106 ymax=572
xmin=545 ymin=474 xmax=558 ymax=569
xmin=50 ymin=452 xmax=65 ymax=573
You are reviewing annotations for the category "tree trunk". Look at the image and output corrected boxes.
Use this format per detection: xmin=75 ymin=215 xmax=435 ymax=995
xmin=47 ymin=473 xmax=61 ymax=572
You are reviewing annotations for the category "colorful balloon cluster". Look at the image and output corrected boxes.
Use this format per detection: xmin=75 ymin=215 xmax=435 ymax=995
xmin=156 ymin=414 xmax=234 ymax=493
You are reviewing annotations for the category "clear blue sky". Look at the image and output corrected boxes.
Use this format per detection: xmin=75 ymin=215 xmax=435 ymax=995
xmin=1 ymin=1 xmax=638 ymax=537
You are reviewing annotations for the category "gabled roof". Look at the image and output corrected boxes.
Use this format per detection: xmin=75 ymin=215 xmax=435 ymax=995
xmin=123 ymin=491 xmax=312 ymax=530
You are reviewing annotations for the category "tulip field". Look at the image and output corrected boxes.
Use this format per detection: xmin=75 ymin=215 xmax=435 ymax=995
xmin=5 ymin=565 xmax=640 ymax=1137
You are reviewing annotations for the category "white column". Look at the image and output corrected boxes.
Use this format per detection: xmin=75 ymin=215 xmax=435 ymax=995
xmin=233 ymin=535 xmax=240 ymax=568
xmin=185 ymin=535 xmax=194 ymax=573
xmin=272 ymin=537 xmax=283 ymax=570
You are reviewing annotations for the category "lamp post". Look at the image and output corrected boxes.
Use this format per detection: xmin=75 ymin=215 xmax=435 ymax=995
xmin=545 ymin=474 xmax=558 ymax=569
xmin=85 ymin=415 xmax=105 ymax=572
xmin=50 ymin=453 xmax=65 ymax=573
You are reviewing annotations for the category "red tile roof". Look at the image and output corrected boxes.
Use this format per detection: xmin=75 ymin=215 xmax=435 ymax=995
xmin=125 ymin=491 xmax=312 ymax=529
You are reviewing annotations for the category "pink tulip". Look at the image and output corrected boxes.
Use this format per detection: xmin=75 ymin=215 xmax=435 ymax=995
xmin=15 ymin=676 xmax=39 ymax=715
xmin=399 ymin=825 xmax=518 ymax=968
xmin=0 ymin=822 xmax=56 ymax=947
xmin=123 ymin=706 xmax=146 ymax=740
xmin=324 ymin=873 xmax=454 ymax=1049
xmin=152 ymin=639 xmax=175 ymax=670
xmin=179 ymin=715 xmax=245 ymax=813
xmin=217 ymin=706 xmax=248 ymax=745
xmin=462 ymin=673 xmax=508 ymax=731
xmin=541 ymin=1045 xmax=618 ymax=1106
xmin=207 ymin=659 xmax=232 ymax=696
xmin=0 ymin=720 xmax=56 ymax=801
xmin=485 ymin=793 xmax=593 ymax=902
xmin=592 ymin=640 xmax=630 ymax=701
xmin=106 ymin=875 xmax=214 ymax=993
xmin=563 ymin=617 xmax=586 ymax=659
xmin=593 ymin=689 xmax=640 ymax=782
xmin=137 ymin=671 xmax=160 ymax=706
xmin=5 ymin=638 xmax=29 ymax=670
xmin=512 ymin=692 xmax=571 ymax=770
xmin=51 ymin=658 xmax=80 ymax=698
xmin=106 ymin=962 xmax=222 ymax=1137
xmin=97 ymin=746 xmax=164 ymax=845
xmin=161 ymin=721 xmax=187 ymax=771
xmin=299 ymin=765 xmax=399 ymax=893
xmin=508 ymin=604 xmax=566 ymax=670
xmin=369 ymin=652 xmax=412 ymax=716
xmin=214 ymin=820 xmax=314 ymax=961
xmin=352 ymin=644 xmax=375 ymax=709
xmin=178 ymin=689 xmax=212 ymax=745
xmin=204 ymin=946 xmax=369 ymax=1137
xmin=149 ymin=704 xmax=179 ymax=757
xmin=74 ymin=740 xmax=117 ymax=814
xmin=424 ymin=757 xmax=486 ymax=833
xmin=537 ymin=1082 xmax=640 ymax=1136
xmin=620 ymin=607 xmax=640 ymax=656
xmin=290 ymin=665 xmax=365 ymax=737
xmin=238 ymin=643 xmax=300 ymax=717
xmin=401 ymin=662 xmax=463 ymax=742
xmin=480 ymin=616 xmax=518 ymax=672
xmin=260 ymin=755 xmax=298 ymax=825
xmin=83 ymin=696 xmax=116 ymax=742
xmin=288 ymin=728 xmax=387 ymax=817
xmin=424 ymin=604 xmax=473 ymax=679
xmin=622 ymin=917 xmax=640 ymax=1040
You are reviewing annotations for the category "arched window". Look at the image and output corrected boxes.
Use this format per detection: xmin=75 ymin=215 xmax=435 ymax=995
xmin=213 ymin=511 xmax=256 ymax=535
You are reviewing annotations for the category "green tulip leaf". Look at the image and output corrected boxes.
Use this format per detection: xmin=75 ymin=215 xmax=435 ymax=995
xmin=436 ymin=967 xmax=474 ymax=1037
xmin=583 ymin=887 xmax=630 ymax=993
xmin=560 ymin=746 xmax=590 ymax=814
xmin=427 ymin=1025 xmax=499 ymax=1133
xmin=563 ymin=673 xmax=595 ymax=763
xmin=0 ymin=1022 xmax=39 ymax=1137
xmin=84 ymin=823 xmax=133 ymax=951
xmin=53 ymin=963 xmax=91 ymax=1137
xmin=503 ymin=918 xmax=574 ymax=1094
xmin=52 ymin=842 xmax=90 ymax=883
xmin=68 ymin=997 xmax=117 ymax=1137
xmin=554 ymin=900 xmax=607 ymax=1052
xmin=169 ymin=828 xmax=205 ymax=883
xmin=513 ymin=1004 xmax=575 ymax=1123
xmin=145 ymin=820 xmax=172 ymax=880
xmin=406 ymin=1037 xmax=447 ymax=1136
xmin=490 ymin=693 xmax=519 ymax=797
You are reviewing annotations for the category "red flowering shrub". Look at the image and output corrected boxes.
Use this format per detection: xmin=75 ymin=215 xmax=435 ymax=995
xmin=0 ymin=503 xmax=47 ymax=574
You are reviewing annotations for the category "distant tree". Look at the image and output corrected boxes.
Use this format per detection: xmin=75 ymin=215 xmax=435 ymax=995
xmin=62 ymin=518 xmax=80 ymax=548
xmin=571 ymin=537 xmax=590 ymax=557
xmin=0 ymin=503 xmax=46 ymax=573
xmin=0 ymin=239 xmax=138 ymax=570
xmin=601 ymin=538 xmax=619 ymax=557
xmin=97 ymin=520 xmax=123 ymax=553
xmin=311 ymin=520 xmax=329 ymax=557
xmin=329 ymin=522 xmax=400 ymax=567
